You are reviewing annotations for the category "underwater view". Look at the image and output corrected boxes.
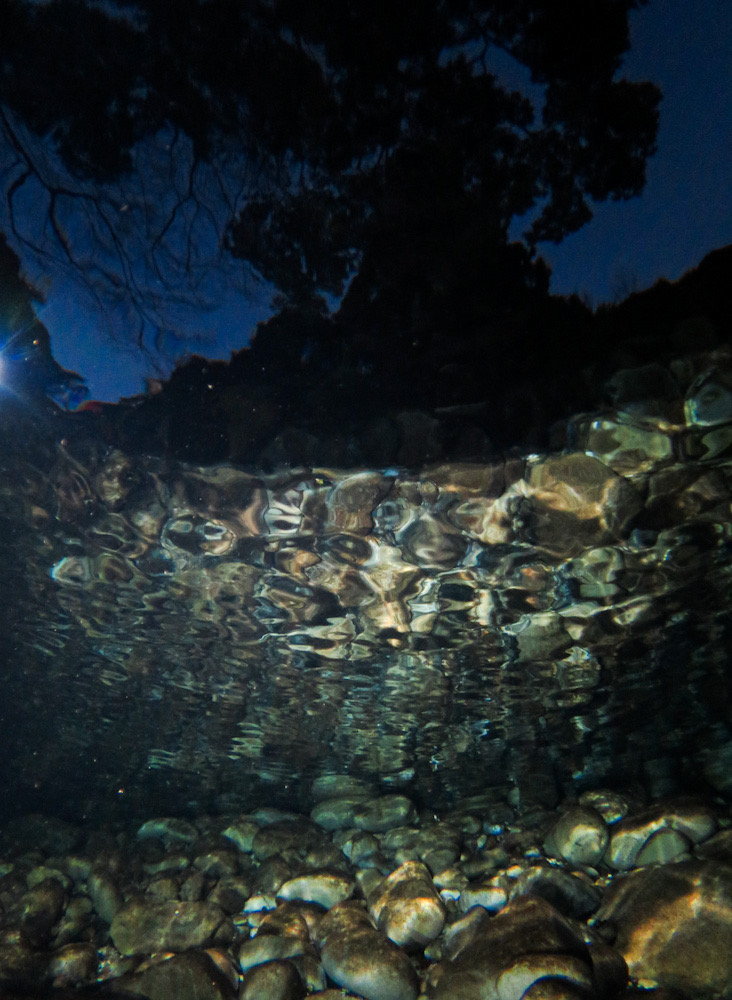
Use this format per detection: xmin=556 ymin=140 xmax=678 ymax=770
xmin=1 ymin=1 xmax=732 ymax=998
xmin=2 ymin=322 xmax=732 ymax=999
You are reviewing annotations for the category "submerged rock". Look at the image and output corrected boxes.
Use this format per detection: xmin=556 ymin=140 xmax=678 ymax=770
xmin=508 ymin=865 xmax=602 ymax=919
xmin=137 ymin=817 xmax=199 ymax=846
xmin=0 ymin=792 xmax=729 ymax=1000
xmin=318 ymin=902 xmax=420 ymax=1000
xmin=118 ymin=950 xmax=236 ymax=1000
xmin=87 ymin=867 xmax=122 ymax=924
xmin=18 ymin=879 xmax=66 ymax=948
xmin=354 ymin=796 xmax=418 ymax=833
xmin=48 ymin=943 xmax=98 ymax=988
xmin=278 ymin=871 xmax=355 ymax=908
xmin=429 ymin=896 xmax=606 ymax=1000
xmin=110 ymin=899 xmax=226 ymax=955
xmin=238 ymin=934 xmax=310 ymax=973
xmin=239 ymin=958 xmax=306 ymax=1000
xmin=368 ymin=860 xmax=446 ymax=948
xmin=607 ymin=800 xmax=717 ymax=870
xmin=544 ymin=805 xmax=609 ymax=867
xmin=597 ymin=859 xmax=732 ymax=999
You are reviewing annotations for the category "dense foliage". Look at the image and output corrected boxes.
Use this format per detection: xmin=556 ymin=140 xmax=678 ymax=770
xmin=0 ymin=0 xmax=667 ymax=458
xmin=0 ymin=1 xmax=659 ymax=320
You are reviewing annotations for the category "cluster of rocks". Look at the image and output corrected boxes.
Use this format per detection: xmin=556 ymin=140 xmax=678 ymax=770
xmin=1 ymin=782 xmax=731 ymax=999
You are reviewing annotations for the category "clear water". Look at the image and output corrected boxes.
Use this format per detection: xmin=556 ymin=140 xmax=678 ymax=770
xmin=1 ymin=362 xmax=732 ymax=826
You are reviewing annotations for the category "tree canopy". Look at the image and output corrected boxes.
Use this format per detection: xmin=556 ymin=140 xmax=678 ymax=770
xmin=0 ymin=0 xmax=660 ymax=353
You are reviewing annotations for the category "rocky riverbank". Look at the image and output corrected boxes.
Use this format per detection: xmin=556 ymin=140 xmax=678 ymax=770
xmin=1 ymin=783 xmax=731 ymax=999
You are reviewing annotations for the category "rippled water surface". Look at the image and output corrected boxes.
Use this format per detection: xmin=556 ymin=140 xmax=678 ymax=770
xmin=2 ymin=352 xmax=732 ymax=822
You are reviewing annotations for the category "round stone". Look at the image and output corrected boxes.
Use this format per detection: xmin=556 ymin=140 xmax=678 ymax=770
xmin=221 ymin=817 xmax=259 ymax=852
xmin=368 ymin=861 xmax=446 ymax=948
xmin=311 ymin=775 xmax=375 ymax=802
xmin=320 ymin=927 xmax=419 ymax=1000
xmin=110 ymin=900 xmax=225 ymax=955
xmin=137 ymin=817 xmax=199 ymax=845
xmin=578 ymin=789 xmax=629 ymax=825
xmin=311 ymin=796 xmax=370 ymax=831
xmin=87 ymin=868 xmax=122 ymax=924
xmin=353 ymin=796 xmax=418 ymax=833
xmin=544 ymin=806 xmax=609 ymax=866
xmin=278 ymin=872 xmax=355 ymax=909
xmin=238 ymin=935 xmax=309 ymax=973
xmin=239 ymin=959 xmax=306 ymax=1000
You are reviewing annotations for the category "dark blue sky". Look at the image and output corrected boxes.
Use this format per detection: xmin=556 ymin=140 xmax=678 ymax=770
xmin=15 ymin=2 xmax=732 ymax=401
xmin=543 ymin=0 xmax=732 ymax=303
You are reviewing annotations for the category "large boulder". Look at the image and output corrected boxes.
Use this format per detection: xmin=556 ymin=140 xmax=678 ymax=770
xmin=597 ymin=859 xmax=732 ymax=999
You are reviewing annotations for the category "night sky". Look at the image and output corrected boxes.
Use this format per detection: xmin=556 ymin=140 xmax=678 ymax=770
xmin=544 ymin=0 xmax=732 ymax=304
xmin=9 ymin=1 xmax=732 ymax=402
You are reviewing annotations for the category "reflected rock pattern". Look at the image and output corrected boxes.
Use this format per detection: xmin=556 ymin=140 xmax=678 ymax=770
xmin=2 ymin=347 xmax=732 ymax=821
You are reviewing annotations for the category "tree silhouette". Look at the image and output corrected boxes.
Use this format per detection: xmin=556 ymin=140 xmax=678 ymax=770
xmin=0 ymin=0 xmax=659 ymax=312
xmin=0 ymin=0 xmax=660 ymax=428
xmin=226 ymin=1 xmax=661 ymax=319
xmin=0 ymin=104 xmax=263 ymax=353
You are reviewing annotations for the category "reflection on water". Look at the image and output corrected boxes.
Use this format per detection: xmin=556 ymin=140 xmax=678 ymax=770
xmin=1 ymin=349 xmax=732 ymax=823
